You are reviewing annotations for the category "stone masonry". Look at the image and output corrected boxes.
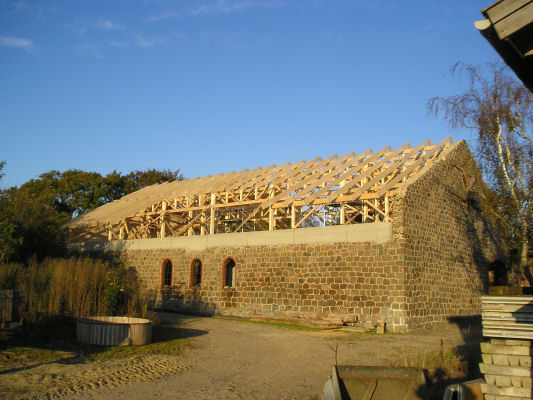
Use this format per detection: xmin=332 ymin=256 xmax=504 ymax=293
xmin=124 ymin=239 xmax=409 ymax=331
xmin=394 ymin=141 xmax=502 ymax=330
xmin=87 ymin=141 xmax=502 ymax=332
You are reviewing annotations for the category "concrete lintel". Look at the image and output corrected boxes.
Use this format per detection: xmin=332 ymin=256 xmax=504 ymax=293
xmin=78 ymin=222 xmax=393 ymax=252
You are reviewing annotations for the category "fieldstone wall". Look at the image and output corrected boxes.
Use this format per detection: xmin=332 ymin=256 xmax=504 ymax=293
xmin=83 ymin=140 xmax=502 ymax=332
xmin=123 ymin=240 xmax=410 ymax=332
xmin=393 ymin=140 xmax=502 ymax=329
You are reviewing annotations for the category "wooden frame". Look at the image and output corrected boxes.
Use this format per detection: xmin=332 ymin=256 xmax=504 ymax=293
xmin=68 ymin=138 xmax=453 ymax=242
xmin=476 ymin=0 xmax=533 ymax=92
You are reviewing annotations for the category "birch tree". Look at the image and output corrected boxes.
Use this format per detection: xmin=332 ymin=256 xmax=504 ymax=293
xmin=428 ymin=62 xmax=532 ymax=267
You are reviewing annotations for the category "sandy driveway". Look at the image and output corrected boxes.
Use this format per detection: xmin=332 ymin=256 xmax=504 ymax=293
xmin=1 ymin=313 xmax=479 ymax=400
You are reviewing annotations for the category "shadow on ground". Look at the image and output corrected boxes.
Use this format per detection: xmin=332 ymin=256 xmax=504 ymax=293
xmin=416 ymin=316 xmax=483 ymax=400
xmin=0 ymin=314 xmax=207 ymax=375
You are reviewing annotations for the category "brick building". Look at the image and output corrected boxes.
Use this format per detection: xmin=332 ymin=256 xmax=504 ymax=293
xmin=70 ymin=138 xmax=502 ymax=332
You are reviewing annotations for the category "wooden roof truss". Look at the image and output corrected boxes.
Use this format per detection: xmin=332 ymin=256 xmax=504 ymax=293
xmin=69 ymin=138 xmax=452 ymax=242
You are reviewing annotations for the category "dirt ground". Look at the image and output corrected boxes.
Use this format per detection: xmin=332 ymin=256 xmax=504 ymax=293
xmin=0 ymin=313 xmax=481 ymax=400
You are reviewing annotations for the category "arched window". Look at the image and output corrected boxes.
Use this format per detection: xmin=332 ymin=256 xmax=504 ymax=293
xmin=223 ymin=258 xmax=236 ymax=287
xmin=162 ymin=259 xmax=173 ymax=287
xmin=191 ymin=258 xmax=202 ymax=287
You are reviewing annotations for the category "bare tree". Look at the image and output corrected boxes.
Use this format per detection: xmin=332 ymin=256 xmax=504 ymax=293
xmin=428 ymin=62 xmax=532 ymax=267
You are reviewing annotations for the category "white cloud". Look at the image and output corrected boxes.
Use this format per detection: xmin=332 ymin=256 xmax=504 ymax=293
xmin=74 ymin=42 xmax=103 ymax=58
xmin=188 ymin=0 xmax=255 ymax=16
xmin=146 ymin=0 xmax=378 ymax=20
xmin=135 ymin=34 xmax=168 ymax=48
xmin=71 ymin=32 xmax=182 ymax=57
xmin=95 ymin=17 xmax=125 ymax=31
xmin=66 ymin=20 xmax=87 ymax=36
xmin=13 ymin=0 xmax=29 ymax=12
xmin=11 ymin=0 xmax=48 ymax=20
xmin=0 ymin=35 xmax=34 ymax=52
xmin=67 ymin=17 xmax=125 ymax=36
xmin=147 ymin=10 xmax=178 ymax=22
xmin=109 ymin=40 xmax=131 ymax=48
xmin=148 ymin=0 xmax=290 ymax=21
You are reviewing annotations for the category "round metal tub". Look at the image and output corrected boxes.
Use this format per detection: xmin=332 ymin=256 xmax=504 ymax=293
xmin=76 ymin=316 xmax=152 ymax=346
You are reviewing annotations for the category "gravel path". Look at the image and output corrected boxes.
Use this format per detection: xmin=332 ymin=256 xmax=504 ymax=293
xmin=0 ymin=313 xmax=480 ymax=400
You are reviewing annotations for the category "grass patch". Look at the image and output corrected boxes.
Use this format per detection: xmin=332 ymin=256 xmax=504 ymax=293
xmin=1 ymin=346 xmax=76 ymax=366
xmin=85 ymin=323 xmax=196 ymax=362
xmin=214 ymin=316 xmax=325 ymax=331
xmin=0 ymin=320 xmax=198 ymax=370
xmin=387 ymin=348 xmax=467 ymax=374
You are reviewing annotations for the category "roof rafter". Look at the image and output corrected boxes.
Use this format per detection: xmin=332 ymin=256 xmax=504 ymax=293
xmin=68 ymin=138 xmax=454 ymax=242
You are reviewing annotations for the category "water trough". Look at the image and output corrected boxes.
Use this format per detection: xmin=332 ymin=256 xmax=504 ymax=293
xmin=76 ymin=316 xmax=152 ymax=346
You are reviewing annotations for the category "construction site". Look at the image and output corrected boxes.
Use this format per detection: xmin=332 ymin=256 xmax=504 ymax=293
xmin=69 ymin=138 xmax=501 ymax=332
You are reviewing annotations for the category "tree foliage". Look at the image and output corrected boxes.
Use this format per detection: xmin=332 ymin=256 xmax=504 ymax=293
xmin=428 ymin=62 xmax=533 ymax=266
xmin=0 ymin=165 xmax=183 ymax=263
xmin=28 ymin=168 xmax=183 ymax=218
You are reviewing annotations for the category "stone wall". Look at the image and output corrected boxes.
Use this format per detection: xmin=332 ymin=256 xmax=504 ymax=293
xmin=393 ymin=140 xmax=502 ymax=329
xmin=84 ymin=140 xmax=502 ymax=332
xmin=120 ymin=228 xmax=410 ymax=332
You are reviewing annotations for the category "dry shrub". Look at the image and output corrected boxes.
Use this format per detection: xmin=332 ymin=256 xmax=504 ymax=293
xmin=0 ymin=263 xmax=24 ymax=289
xmin=3 ymin=257 xmax=151 ymax=321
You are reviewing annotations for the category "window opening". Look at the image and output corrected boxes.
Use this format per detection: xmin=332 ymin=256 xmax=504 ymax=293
xmin=191 ymin=259 xmax=202 ymax=287
xmin=224 ymin=258 xmax=235 ymax=287
xmin=162 ymin=259 xmax=172 ymax=286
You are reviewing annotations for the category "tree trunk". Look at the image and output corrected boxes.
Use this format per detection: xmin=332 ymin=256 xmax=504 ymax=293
xmin=521 ymin=222 xmax=529 ymax=267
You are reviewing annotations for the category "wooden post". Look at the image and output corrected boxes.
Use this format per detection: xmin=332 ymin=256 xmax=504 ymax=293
xmin=340 ymin=178 xmax=345 ymax=225
xmin=374 ymin=199 xmax=379 ymax=223
xmin=384 ymin=196 xmax=389 ymax=222
xmin=119 ymin=225 xmax=124 ymax=240
xmin=187 ymin=197 xmax=193 ymax=236
xmin=160 ymin=201 xmax=167 ymax=238
xmin=199 ymin=194 xmax=206 ymax=235
xmin=268 ymin=185 xmax=275 ymax=231
xmin=210 ymin=192 xmax=216 ymax=235
xmin=107 ymin=222 xmax=113 ymax=241
xmin=362 ymin=177 xmax=367 ymax=222
xmin=291 ymin=204 xmax=296 ymax=228
xmin=242 ymin=188 xmax=248 ymax=231
xmin=224 ymin=191 xmax=230 ymax=231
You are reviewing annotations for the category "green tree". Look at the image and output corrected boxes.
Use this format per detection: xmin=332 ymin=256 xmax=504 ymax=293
xmin=0 ymin=160 xmax=5 ymax=183
xmin=0 ymin=183 xmax=68 ymax=262
xmin=0 ymin=165 xmax=183 ymax=263
xmin=0 ymin=161 xmax=24 ymax=263
xmin=428 ymin=62 xmax=532 ymax=266
xmin=122 ymin=169 xmax=183 ymax=194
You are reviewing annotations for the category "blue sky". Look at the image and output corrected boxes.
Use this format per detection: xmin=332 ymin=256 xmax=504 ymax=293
xmin=1 ymin=0 xmax=498 ymax=188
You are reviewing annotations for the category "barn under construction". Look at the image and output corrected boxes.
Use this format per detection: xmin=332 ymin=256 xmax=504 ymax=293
xmin=70 ymin=138 xmax=502 ymax=332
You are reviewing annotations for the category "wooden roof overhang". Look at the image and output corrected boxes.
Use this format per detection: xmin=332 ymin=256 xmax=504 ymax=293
xmin=476 ymin=0 xmax=533 ymax=92
xmin=68 ymin=138 xmax=453 ymax=242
